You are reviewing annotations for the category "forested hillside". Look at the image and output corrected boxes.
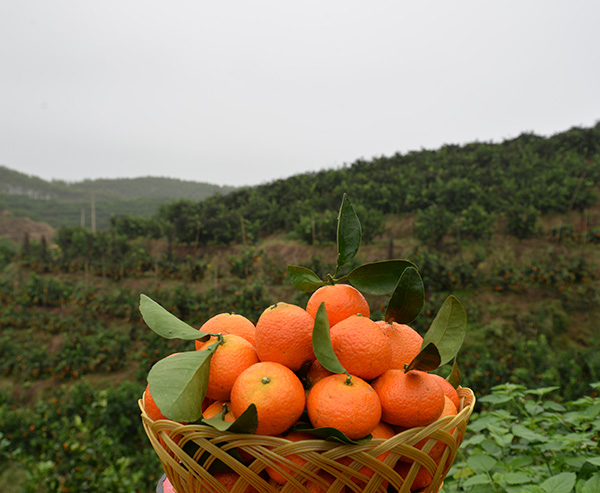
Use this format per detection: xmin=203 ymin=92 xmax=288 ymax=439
xmin=0 ymin=166 xmax=235 ymax=229
xmin=138 ymin=123 xmax=600 ymax=247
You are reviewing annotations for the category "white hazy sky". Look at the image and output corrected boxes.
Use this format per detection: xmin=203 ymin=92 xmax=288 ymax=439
xmin=1 ymin=1 xmax=599 ymax=187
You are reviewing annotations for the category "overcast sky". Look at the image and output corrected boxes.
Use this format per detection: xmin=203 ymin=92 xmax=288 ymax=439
xmin=1 ymin=1 xmax=599 ymax=187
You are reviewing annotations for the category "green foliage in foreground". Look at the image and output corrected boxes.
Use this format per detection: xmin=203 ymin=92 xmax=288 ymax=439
xmin=445 ymin=382 xmax=600 ymax=492
xmin=0 ymin=381 xmax=160 ymax=492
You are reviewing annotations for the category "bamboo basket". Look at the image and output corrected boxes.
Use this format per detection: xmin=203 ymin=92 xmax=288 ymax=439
xmin=140 ymin=387 xmax=475 ymax=493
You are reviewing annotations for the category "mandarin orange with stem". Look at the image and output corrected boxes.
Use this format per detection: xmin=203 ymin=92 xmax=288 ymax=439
xmin=429 ymin=373 xmax=460 ymax=409
xmin=197 ymin=334 xmax=259 ymax=401
xmin=376 ymin=321 xmax=423 ymax=370
xmin=306 ymin=373 xmax=381 ymax=440
xmin=306 ymin=283 xmax=370 ymax=328
xmin=202 ymin=400 xmax=236 ymax=422
xmin=230 ymin=361 xmax=305 ymax=436
xmin=305 ymin=359 xmax=334 ymax=389
xmin=203 ymin=401 xmax=256 ymax=464
xmin=195 ymin=312 xmax=256 ymax=349
xmin=372 ymin=369 xmax=444 ymax=428
xmin=330 ymin=315 xmax=392 ymax=380
xmin=414 ymin=395 xmax=458 ymax=461
xmin=254 ymin=303 xmax=315 ymax=371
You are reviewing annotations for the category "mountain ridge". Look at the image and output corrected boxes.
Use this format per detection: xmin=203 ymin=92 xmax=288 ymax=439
xmin=0 ymin=165 xmax=236 ymax=202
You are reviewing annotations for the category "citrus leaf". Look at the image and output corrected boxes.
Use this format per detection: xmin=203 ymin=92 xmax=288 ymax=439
xmin=312 ymin=303 xmax=347 ymax=375
xmin=346 ymin=260 xmax=417 ymax=295
xmin=202 ymin=404 xmax=258 ymax=434
xmin=290 ymin=423 xmax=372 ymax=444
xmin=140 ymin=294 xmax=208 ymax=340
xmin=421 ymin=296 xmax=467 ymax=366
xmin=148 ymin=348 xmax=218 ymax=422
xmin=336 ymin=194 xmax=362 ymax=268
xmin=287 ymin=265 xmax=324 ymax=292
xmin=384 ymin=266 xmax=424 ymax=324
xmin=447 ymin=358 xmax=461 ymax=388
xmin=404 ymin=343 xmax=441 ymax=372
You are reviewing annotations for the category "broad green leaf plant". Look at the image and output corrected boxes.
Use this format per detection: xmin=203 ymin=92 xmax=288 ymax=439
xmin=444 ymin=382 xmax=600 ymax=492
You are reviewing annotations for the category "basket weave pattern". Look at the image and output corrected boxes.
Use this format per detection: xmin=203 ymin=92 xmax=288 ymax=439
xmin=141 ymin=387 xmax=475 ymax=493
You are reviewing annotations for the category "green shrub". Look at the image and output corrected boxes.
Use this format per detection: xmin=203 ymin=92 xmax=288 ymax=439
xmin=445 ymin=382 xmax=600 ymax=492
xmin=504 ymin=205 xmax=540 ymax=239
xmin=0 ymin=382 xmax=161 ymax=492
xmin=0 ymin=238 xmax=16 ymax=271
xmin=459 ymin=204 xmax=495 ymax=241
xmin=414 ymin=204 xmax=455 ymax=248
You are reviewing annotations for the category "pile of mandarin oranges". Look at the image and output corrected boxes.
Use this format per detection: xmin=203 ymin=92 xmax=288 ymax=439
xmin=143 ymin=283 xmax=461 ymax=492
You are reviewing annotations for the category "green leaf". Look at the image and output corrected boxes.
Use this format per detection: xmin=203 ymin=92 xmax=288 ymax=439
xmin=462 ymin=474 xmax=490 ymax=487
xmin=584 ymin=457 xmax=600 ymax=466
xmin=290 ymin=423 xmax=371 ymax=444
xmin=491 ymin=432 xmax=514 ymax=449
xmin=346 ymin=260 xmax=417 ymax=295
xmin=582 ymin=474 xmax=600 ymax=493
xmin=543 ymin=401 xmax=566 ymax=412
xmin=540 ymin=472 xmax=576 ymax=493
xmin=202 ymin=404 xmax=259 ymax=434
xmin=504 ymin=472 xmax=532 ymax=485
xmin=384 ymin=266 xmax=424 ymax=324
xmin=139 ymin=294 xmax=208 ymax=340
xmin=287 ymin=265 xmax=324 ymax=292
xmin=404 ymin=343 xmax=441 ymax=372
xmin=583 ymin=403 xmax=600 ymax=418
xmin=481 ymin=439 xmax=501 ymax=456
xmin=312 ymin=303 xmax=347 ymax=375
xmin=508 ymin=456 xmax=533 ymax=468
xmin=148 ymin=348 xmax=218 ymax=422
xmin=511 ymin=424 xmax=547 ymax=443
xmin=521 ymin=487 xmax=544 ymax=493
xmin=447 ymin=358 xmax=461 ymax=388
xmin=478 ymin=394 xmax=513 ymax=404
xmin=336 ymin=194 xmax=362 ymax=268
xmin=421 ymin=296 xmax=467 ymax=366
xmin=467 ymin=454 xmax=497 ymax=472
xmin=524 ymin=386 xmax=560 ymax=397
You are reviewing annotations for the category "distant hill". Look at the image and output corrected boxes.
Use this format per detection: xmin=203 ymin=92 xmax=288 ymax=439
xmin=0 ymin=166 xmax=236 ymax=202
xmin=0 ymin=166 xmax=236 ymax=229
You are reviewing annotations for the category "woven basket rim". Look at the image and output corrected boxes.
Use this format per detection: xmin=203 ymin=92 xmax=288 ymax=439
xmin=140 ymin=387 xmax=475 ymax=439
